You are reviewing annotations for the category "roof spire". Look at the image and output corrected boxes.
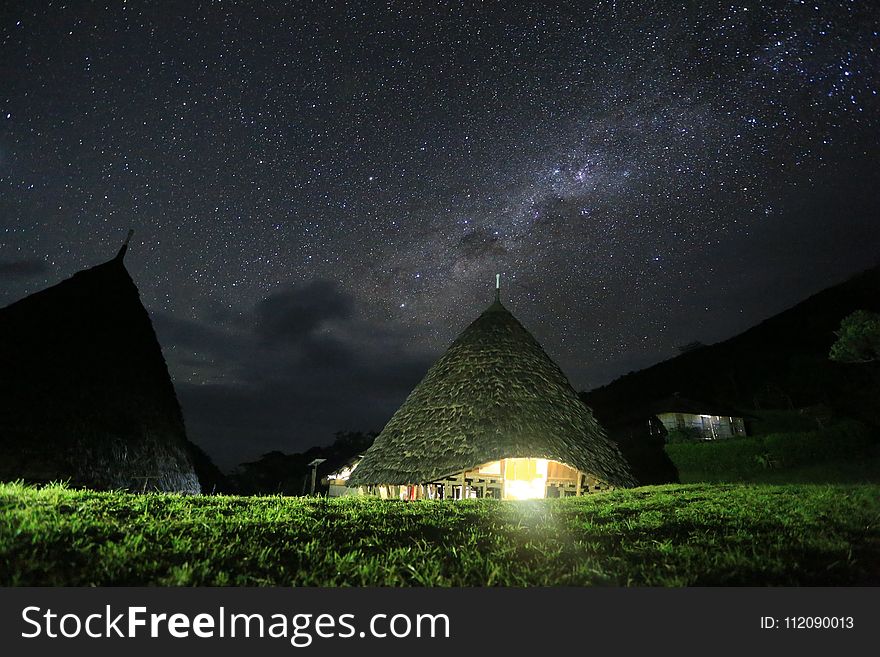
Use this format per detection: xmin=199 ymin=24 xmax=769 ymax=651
xmin=486 ymin=273 xmax=505 ymax=312
xmin=115 ymin=229 xmax=134 ymax=260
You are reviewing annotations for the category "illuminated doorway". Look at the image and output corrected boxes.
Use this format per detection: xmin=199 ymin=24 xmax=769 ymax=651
xmin=501 ymin=458 xmax=548 ymax=500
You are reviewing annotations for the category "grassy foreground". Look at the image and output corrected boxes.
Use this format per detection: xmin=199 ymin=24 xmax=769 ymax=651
xmin=1 ymin=482 xmax=878 ymax=586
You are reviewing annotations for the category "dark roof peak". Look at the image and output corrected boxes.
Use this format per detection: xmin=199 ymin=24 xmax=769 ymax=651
xmin=485 ymin=295 xmax=507 ymax=313
xmin=115 ymin=229 xmax=135 ymax=261
xmin=0 ymin=237 xmax=200 ymax=493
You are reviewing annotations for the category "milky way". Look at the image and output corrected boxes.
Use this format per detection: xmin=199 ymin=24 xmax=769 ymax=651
xmin=1 ymin=1 xmax=878 ymax=467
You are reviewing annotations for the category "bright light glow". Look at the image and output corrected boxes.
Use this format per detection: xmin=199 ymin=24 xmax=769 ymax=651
xmin=326 ymin=460 xmax=359 ymax=481
xmin=502 ymin=458 xmax=548 ymax=500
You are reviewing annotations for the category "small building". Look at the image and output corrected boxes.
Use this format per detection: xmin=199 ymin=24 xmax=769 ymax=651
xmin=649 ymin=395 xmax=747 ymax=441
xmin=323 ymin=456 xmax=364 ymax=497
xmin=346 ymin=282 xmax=636 ymax=499
xmin=656 ymin=412 xmax=746 ymax=440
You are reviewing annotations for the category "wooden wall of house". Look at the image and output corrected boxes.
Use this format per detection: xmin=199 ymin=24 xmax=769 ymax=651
xmin=657 ymin=413 xmax=747 ymax=439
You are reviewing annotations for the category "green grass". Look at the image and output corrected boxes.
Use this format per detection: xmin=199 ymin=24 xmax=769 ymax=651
xmin=1 ymin=482 xmax=878 ymax=586
xmin=670 ymin=451 xmax=880 ymax=484
xmin=665 ymin=420 xmax=880 ymax=484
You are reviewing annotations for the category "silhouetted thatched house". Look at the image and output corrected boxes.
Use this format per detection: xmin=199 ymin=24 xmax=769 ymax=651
xmin=347 ymin=283 xmax=635 ymax=499
xmin=0 ymin=234 xmax=200 ymax=493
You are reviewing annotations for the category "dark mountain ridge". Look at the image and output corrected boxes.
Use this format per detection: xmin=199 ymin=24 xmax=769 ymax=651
xmin=581 ymin=264 xmax=880 ymax=483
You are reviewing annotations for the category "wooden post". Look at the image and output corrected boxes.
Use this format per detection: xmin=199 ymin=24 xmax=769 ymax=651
xmin=307 ymin=459 xmax=326 ymax=496
xmin=575 ymin=471 xmax=582 ymax=496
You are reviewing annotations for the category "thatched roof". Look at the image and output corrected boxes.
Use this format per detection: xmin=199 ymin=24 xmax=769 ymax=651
xmin=348 ymin=295 xmax=636 ymax=487
xmin=0 ymin=239 xmax=201 ymax=493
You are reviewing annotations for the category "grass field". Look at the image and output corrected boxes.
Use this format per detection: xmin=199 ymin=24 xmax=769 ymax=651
xmin=665 ymin=421 xmax=880 ymax=485
xmin=2 ymin=482 xmax=878 ymax=586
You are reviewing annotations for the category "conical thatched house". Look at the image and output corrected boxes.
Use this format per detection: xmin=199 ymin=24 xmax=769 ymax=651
xmin=0 ymin=235 xmax=201 ymax=493
xmin=347 ymin=284 xmax=636 ymax=499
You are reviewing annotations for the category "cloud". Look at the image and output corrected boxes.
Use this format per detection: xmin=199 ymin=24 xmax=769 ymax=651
xmin=0 ymin=258 xmax=48 ymax=278
xmin=458 ymin=229 xmax=508 ymax=259
xmin=256 ymin=280 xmax=353 ymax=344
xmin=154 ymin=279 xmax=433 ymax=469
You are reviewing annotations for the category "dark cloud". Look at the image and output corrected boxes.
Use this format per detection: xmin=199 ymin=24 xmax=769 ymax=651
xmin=458 ymin=230 xmax=508 ymax=259
xmin=0 ymin=259 xmax=48 ymax=278
xmin=256 ymin=280 xmax=354 ymax=344
xmin=155 ymin=280 xmax=433 ymax=469
xmin=298 ymin=333 xmax=356 ymax=368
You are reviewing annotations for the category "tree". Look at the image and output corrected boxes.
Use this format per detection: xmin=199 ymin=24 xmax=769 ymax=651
xmin=830 ymin=310 xmax=880 ymax=363
xmin=230 ymin=431 xmax=377 ymax=495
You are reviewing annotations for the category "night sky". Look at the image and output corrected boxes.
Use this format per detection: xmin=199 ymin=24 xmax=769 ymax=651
xmin=1 ymin=1 xmax=878 ymax=470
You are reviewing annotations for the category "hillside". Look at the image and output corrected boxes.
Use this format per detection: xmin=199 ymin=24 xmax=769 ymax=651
xmin=580 ymin=265 xmax=880 ymax=483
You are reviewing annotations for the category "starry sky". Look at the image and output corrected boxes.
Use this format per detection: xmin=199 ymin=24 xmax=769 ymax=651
xmin=1 ymin=1 xmax=878 ymax=470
